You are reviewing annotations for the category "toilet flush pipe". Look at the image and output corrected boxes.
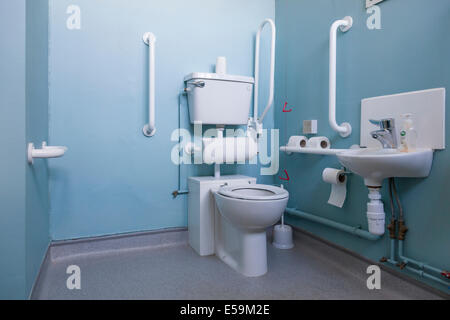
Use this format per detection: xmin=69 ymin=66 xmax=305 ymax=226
xmin=143 ymin=32 xmax=157 ymax=137
xmin=329 ymin=17 xmax=353 ymax=138
xmin=254 ymin=19 xmax=276 ymax=125
xmin=215 ymin=128 xmax=224 ymax=179
xmin=285 ymin=208 xmax=381 ymax=241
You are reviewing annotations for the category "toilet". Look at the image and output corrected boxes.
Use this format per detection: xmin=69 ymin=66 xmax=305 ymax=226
xmin=185 ymin=68 xmax=289 ymax=277
xmin=214 ymin=184 xmax=289 ymax=277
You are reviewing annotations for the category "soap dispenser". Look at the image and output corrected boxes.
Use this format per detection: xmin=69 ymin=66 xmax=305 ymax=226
xmin=399 ymin=113 xmax=418 ymax=152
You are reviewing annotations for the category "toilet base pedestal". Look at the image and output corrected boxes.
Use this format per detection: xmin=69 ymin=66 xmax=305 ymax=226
xmin=215 ymin=209 xmax=268 ymax=277
xmin=240 ymin=230 xmax=268 ymax=277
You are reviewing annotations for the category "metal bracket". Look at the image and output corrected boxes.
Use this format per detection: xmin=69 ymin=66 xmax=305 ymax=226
xmin=366 ymin=0 xmax=384 ymax=9
xmin=340 ymin=16 xmax=353 ymax=33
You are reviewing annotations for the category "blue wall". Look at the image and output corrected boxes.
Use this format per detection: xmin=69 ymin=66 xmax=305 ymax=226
xmin=25 ymin=0 xmax=50 ymax=296
xmin=48 ymin=0 xmax=275 ymax=240
xmin=0 ymin=0 xmax=27 ymax=300
xmin=275 ymin=0 xmax=450 ymax=291
xmin=0 ymin=0 xmax=50 ymax=299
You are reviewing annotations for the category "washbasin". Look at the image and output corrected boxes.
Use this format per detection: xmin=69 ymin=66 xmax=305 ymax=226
xmin=337 ymin=148 xmax=433 ymax=187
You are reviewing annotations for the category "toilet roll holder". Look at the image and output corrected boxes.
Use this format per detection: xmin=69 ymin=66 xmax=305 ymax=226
xmin=339 ymin=167 xmax=352 ymax=179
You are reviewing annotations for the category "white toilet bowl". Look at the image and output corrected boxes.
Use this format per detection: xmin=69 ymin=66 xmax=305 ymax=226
xmin=214 ymin=184 xmax=289 ymax=277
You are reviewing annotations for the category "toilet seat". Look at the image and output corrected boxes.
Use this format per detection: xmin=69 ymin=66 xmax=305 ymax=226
xmin=218 ymin=184 xmax=288 ymax=201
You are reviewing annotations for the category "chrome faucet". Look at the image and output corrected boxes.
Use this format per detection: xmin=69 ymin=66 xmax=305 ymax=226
xmin=370 ymin=118 xmax=398 ymax=149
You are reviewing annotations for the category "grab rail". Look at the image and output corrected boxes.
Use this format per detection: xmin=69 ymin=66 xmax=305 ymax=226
xmin=329 ymin=17 xmax=353 ymax=138
xmin=143 ymin=32 xmax=157 ymax=137
xmin=254 ymin=19 xmax=276 ymax=126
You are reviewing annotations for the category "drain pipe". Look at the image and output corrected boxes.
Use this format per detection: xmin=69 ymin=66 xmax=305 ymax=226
xmin=285 ymin=208 xmax=381 ymax=241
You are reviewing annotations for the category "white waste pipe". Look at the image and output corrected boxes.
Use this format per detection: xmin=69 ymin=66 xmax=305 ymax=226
xmin=254 ymin=19 xmax=276 ymax=124
xmin=329 ymin=17 xmax=353 ymax=138
xmin=143 ymin=32 xmax=157 ymax=137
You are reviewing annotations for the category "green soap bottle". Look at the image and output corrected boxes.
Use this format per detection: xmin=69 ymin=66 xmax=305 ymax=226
xmin=399 ymin=113 xmax=418 ymax=153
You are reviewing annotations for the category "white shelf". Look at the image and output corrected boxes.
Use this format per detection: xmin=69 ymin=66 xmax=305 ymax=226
xmin=280 ymin=146 xmax=347 ymax=156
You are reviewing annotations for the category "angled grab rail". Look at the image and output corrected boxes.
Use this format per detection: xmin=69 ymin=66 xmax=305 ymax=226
xmin=329 ymin=17 xmax=353 ymax=138
xmin=254 ymin=19 xmax=276 ymax=130
xmin=143 ymin=32 xmax=157 ymax=137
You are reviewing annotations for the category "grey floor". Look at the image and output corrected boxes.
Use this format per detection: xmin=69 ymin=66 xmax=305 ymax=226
xmin=32 ymin=229 xmax=444 ymax=300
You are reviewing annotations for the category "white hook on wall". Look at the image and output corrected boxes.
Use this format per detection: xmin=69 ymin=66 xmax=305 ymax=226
xmin=143 ymin=32 xmax=157 ymax=137
xmin=28 ymin=142 xmax=67 ymax=165
xmin=329 ymin=16 xmax=353 ymax=138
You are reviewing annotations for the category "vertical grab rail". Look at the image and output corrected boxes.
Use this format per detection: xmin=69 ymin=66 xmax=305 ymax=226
xmin=254 ymin=19 xmax=276 ymax=128
xmin=329 ymin=17 xmax=353 ymax=138
xmin=143 ymin=32 xmax=157 ymax=137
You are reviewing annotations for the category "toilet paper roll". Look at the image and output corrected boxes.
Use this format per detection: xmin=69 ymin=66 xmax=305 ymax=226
xmin=307 ymin=137 xmax=331 ymax=149
xmin=322 ymin=168 xmax=347 ymax=208
xmin=203 ymin=136 xmax=257 ymax=165
xmin=216 ymin=57 xmax=227 ymax=75
xmin=287 ymin=136 xmax=308 ymax=148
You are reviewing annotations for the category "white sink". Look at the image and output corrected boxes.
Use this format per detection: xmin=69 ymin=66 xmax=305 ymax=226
xmin=337 ymin=148 xmax=433 ymax=187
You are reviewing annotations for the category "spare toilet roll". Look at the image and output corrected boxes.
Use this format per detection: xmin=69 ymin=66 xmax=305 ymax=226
xmin=216 ymin=57 xmax=227 ymax=75
xmin=322 ymin=168 xmax=347 ymax=208
xmin=307 ymin=137 xmax=331 ymax=149
xmin=287 ymin=136 xmax=308 ymax=148
xmin=203 ymin=136 xmax=258 ymax=165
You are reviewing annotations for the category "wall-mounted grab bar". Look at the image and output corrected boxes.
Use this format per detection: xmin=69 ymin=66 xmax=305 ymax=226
xmin=143 ymin=32 xmax=157 ymax=137
xmin=254 ymin=19 xmax=276 ymax=129
xmin=329 ymin=17 xmax=353 ymax=138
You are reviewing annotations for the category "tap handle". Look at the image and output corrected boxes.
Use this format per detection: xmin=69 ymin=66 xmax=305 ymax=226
xmin=369 ymin=118 xmax=395 ymax=129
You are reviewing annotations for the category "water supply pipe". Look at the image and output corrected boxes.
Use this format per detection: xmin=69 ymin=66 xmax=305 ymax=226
xmin=329 ymin=17 xmax=353 ymax=138
xmin=398 ymin=241 xmax=447 ymax=278
xmin=172 ymin=93 xmax=189 ymax=198
xmin=382 ymin=179 xmax=449 ymax=288
xmin=385 ymin=240 xmax=449 ymax=287
xmin=254 ymin=19 xmax=276 ymax=128
xmin=285 ymin=208 xmax=381 ymax=241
